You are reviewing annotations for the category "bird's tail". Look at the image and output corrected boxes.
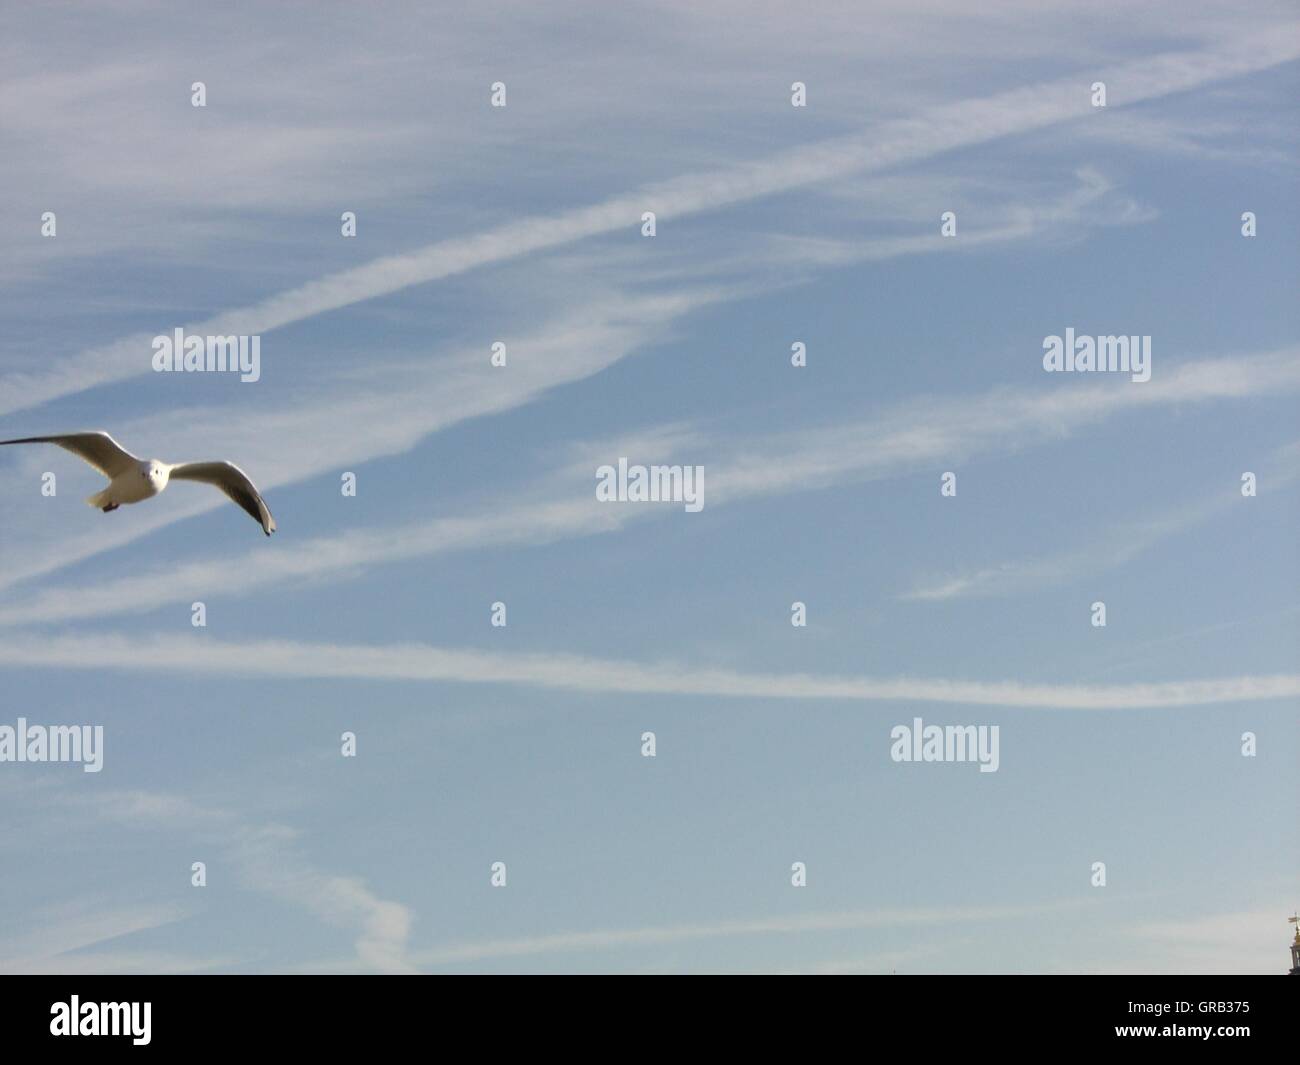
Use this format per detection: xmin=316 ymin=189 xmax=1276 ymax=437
xmin=85 ymin=486 xmax=112 ymax=508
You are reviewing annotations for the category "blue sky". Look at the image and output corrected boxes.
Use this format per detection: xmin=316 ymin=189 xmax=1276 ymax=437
xmin=0 ymin=1 xmax=1296 ymax=973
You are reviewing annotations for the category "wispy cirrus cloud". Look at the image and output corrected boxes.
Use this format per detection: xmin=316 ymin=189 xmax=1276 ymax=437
xmin=413 ymin=901 xmax=1074 ymax=968
xmin=3 ymin=347 xmax=1296 ymax=627
xmin=0 ymin=284 xmax=722 ymax=590
xmin=0 ymin=167 xmax=1147 ymax=596
xmin=0 ymin=631 xmax=1294 ymax=710
xmin=902 ymin=441 xmax=1300 ymax=601
xmin=54 ymin=789 xmax=417 ymax=975
xmin=2 ymin=26 xmax=1295 ymax=417
xmin=1081 ymin=906 xmax=1300 ymax=975
xmin=0 ymin=899 xmax=200 ymax=975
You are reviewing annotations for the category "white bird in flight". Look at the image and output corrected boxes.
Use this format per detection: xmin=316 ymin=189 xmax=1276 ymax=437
xmin=0 ymin=430 xmax=276 ymax=536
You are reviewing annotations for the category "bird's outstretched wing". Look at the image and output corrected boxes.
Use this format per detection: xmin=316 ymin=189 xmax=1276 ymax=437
xmin=0 ymin=431 xmax=141 ymax=479
xmin=168 ymin=461 xmax=277 ymax=535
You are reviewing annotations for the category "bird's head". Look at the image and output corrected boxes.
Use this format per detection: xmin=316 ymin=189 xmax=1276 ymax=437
xmin=143 ymin=461 xmax=169 ymax=487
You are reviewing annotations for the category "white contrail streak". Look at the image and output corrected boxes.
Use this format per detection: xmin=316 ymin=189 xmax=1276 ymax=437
xmin=2 ymin=27 xmax=1296 ymax=416
xmin=2 ymin=632 xmax=1295 ymax=709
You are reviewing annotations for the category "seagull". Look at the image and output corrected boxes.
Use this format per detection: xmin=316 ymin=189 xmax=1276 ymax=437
xmin=0 ymin=430 xmax=276 ymax=535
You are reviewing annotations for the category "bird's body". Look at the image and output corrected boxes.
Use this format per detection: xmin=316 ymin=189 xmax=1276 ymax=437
xmin=0 ymin=431 xmax=276 ymax=535
xmin=90 ymin=458 xmax=168 ymax=509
